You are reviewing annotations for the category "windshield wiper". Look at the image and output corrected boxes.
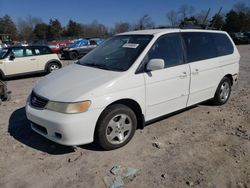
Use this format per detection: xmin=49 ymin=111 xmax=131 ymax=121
xmin=83 ymin=63 xmax=113 ymax=70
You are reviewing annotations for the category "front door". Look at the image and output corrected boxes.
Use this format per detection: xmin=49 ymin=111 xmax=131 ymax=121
xmin=144 ymin=33 xmax=190 ymax=121
xmin=5 ymin=47 xmax=38 ymax=75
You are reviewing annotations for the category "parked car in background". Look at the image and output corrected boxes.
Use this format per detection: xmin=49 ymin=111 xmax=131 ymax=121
xmin=26 ymin=29 xmax=239 ymax=150
xmin=48 ymin=40 xmax=72 ymax=49
xmin=0 ymin=46 xmax=62 ymax=79
xmin=60 ymin=38 xmax=105 ymax=60
xmin=13 ymin=41 xmax=29 ymax=47
xmin=48 ymin=44 xmax=61 ymax=54
xmin=230 ymin=32 xmax=250 ymax=45
xmin=244 ymin=32 xmax=250 ymax=40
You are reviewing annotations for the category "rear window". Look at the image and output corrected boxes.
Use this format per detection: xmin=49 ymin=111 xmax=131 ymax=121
xmin=182 ymin=32 xmax=234 ymax=63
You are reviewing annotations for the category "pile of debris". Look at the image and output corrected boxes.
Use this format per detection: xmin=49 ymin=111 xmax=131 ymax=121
xmin=103 ymin=165 xmax=140 ymax=188
xmin=0 ymin=80 xmax=11 ymax=104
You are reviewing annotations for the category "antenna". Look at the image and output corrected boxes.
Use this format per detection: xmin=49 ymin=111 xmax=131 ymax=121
xmin=202 ymin=8 xmax=211 ymax=27
xmin=210 ymin=7 xmax=223 ymax=29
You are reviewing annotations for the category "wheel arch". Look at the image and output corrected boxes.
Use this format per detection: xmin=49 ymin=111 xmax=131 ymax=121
xmin=224 ymin=74 xmax=233 ymax=85
xmin=0 ymin=69 xmax=6 ymax=80
xmin=95 ymin=98 xmax=145 ymax=134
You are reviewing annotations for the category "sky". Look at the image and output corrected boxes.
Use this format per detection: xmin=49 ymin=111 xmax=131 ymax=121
xmin=0 ymin=0 xmax=249 ymax=27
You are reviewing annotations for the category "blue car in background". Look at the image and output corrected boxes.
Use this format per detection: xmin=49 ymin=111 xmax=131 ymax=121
xmin=60 ymin=38 xmax=105 ymax=60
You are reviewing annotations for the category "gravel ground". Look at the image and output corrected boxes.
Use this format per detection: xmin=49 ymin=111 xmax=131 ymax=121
xmin=0 ymin=46 xmax=249 ymax=188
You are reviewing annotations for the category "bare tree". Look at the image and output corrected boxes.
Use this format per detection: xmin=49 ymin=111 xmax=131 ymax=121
xmin=166 ymin=10 xmax=179 ymax=27
xmin=233 ymin=1 xmax=250 ymax=14
xmin=179 ymin=5 xmax=195 ymax=19
xmin=134 ymin=14 xmax=155 ymax=30
xmin=113 ymin=22 xmax=131 ymax=34
xmin=17 ymin=16 xmax=43 ymax=42
xmin=195 ymin=10 xmax=210 ymax=25
xmin=82 ymin=20 xmax=109 ymax=38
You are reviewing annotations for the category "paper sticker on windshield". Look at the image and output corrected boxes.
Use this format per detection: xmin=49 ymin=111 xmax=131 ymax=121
xmin=123 ymin=43 xmax=139 ymax=48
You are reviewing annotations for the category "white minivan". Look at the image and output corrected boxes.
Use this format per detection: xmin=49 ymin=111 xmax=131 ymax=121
xmin=26 ymin=29 xmax=240 ymax=150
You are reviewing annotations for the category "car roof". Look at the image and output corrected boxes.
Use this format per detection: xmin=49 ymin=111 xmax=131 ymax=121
xmin=6 ymin=45 xmax=50 ymax=49
xmin=118 ymin=28 xmax=228 ymax=36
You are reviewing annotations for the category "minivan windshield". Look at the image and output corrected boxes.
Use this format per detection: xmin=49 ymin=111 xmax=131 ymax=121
xmin=78 ymin=35 xmax=153 ymax=71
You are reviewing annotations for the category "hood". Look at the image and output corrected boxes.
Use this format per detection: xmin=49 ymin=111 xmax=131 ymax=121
xmin=33 ymin=64 xmax=122 ymax=102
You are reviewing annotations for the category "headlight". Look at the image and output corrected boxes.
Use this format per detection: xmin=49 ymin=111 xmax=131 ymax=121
xmin=45 ymin=100 xmax=91 ymax=114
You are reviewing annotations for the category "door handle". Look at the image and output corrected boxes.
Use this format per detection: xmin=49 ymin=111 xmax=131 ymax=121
xmin=179 ymin=72 xmax=187 ymax=79
xmin=30 ymin=58 xmax=36 ymax=61
xmin=192 ymin=69 xmax=199 ymax=75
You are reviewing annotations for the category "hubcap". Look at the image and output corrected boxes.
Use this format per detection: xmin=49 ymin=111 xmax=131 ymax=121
xmin=50 ymin=64 xmax=59 ymax=72
xmin=219 ymin=82 xmax=230 ymax=102
xmin=106 ymin=114 xmax=132 ymax=145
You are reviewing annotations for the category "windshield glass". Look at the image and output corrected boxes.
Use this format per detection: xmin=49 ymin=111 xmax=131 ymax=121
xmin=0 ymin=48 xmax=8 ymax=59
xmin=78 ymin=35 xmax=153 ymax=71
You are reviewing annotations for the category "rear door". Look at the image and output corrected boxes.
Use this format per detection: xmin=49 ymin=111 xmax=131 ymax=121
xmin=5 ymin=47 xmax=38 ymax=75
xmin=182 ymin=32 xmax=224 ymax=106
xmin=144 ymin=33 xmax=190 ymax=121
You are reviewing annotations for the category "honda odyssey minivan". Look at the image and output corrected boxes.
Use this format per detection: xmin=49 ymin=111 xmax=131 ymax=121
xmin=26 ymin=29 xmax=240 ymax=150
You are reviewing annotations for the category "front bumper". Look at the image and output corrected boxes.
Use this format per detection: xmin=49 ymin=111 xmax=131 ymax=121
xmin=25 ymin=101 xmax=103 ymax=146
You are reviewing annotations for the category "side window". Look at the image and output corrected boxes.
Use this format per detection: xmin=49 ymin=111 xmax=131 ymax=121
xmin=34 ymin=48 xmax=41 ymax=55
xmin=182 ymin=32 xmax=217 ymax=62
xmin=89 ymin=40 xmax=97 ymax=45
xmin=11 ymin=48 xmax=24 ymax=57
xmin=40 ymin=47 xmax=52 ymax=55
xmin=147 ymin=33 xmax=184 ymax=68
xmin=212 ymin=33 xmax=234 ymax=56
xmin=25 ymin=48 xmax=33 ymax=56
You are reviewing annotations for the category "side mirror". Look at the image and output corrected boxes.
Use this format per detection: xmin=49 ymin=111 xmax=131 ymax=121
xmin=146 ymin=59 xmax=165 ymax=71
xmin=9 ymin=54 xmax=15 ymax=61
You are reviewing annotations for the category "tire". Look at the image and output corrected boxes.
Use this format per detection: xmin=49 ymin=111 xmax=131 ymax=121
xmin=213 ymin=77 xmax=231 ymax=105
xmin=47 ymin=62 xmax=60 ymax=73
xmin=69 ymin=51 xmax=78 ymax=60
xmin=95 ymin=104 xmax=137 ymax=150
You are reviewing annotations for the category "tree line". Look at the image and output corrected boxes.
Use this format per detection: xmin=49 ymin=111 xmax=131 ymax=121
xmin=0 ymin=2 xmax=250 ymax=43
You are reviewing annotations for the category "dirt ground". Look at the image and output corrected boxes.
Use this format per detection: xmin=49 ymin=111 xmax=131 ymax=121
xmin=0 ymin=45 xmax=249 ymax=188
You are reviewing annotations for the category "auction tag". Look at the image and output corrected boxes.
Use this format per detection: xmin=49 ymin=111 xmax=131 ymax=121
xmin=123 ymin=43 xmax=139 ymax=48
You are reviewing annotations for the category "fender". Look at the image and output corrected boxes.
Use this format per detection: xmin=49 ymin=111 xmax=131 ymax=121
xmin=0 ymin=69 xmax=6 ymax=79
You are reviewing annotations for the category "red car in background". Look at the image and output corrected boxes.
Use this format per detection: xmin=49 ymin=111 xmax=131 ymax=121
xmin=48 ymin=40 xmax=72 ymax=54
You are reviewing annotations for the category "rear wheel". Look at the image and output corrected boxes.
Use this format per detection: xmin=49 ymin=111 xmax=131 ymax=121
xmin=47 ymin=62 xmax=60 ymax=73
xmin=95 ymin=104 xmax=137 ymax=150
xmin=213 ymin=77 xmax=231 ymax=105
xmin=69 ymin=51 xmax=78 ymax=60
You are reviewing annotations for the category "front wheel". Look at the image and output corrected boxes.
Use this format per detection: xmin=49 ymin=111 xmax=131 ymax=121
xmin=213 ymin=77 xmax=231 ymax=105
xmin=95 ymin=104 xmax=137 ymax=150
xmin=69 ymin=51 xmax=78 ymax=60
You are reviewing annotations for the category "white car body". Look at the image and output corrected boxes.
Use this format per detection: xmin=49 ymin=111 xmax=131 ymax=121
xmin=0 ymin=46 xmax=61 ymax=78
xmin=26 ymin=29 xmax=240 ymax=146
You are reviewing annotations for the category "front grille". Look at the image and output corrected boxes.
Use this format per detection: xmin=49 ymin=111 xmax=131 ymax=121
xmin=30 ymin=91 xmax=48 ymax=109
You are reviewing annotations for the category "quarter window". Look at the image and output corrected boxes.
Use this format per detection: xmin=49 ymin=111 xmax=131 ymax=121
xmin=40 ymin=47 xmax=51 ymax=54
xmin=212 ymin=33 xmax=234 ymax=56
xmin=147 ymin=33 xmax=184 ymax=68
